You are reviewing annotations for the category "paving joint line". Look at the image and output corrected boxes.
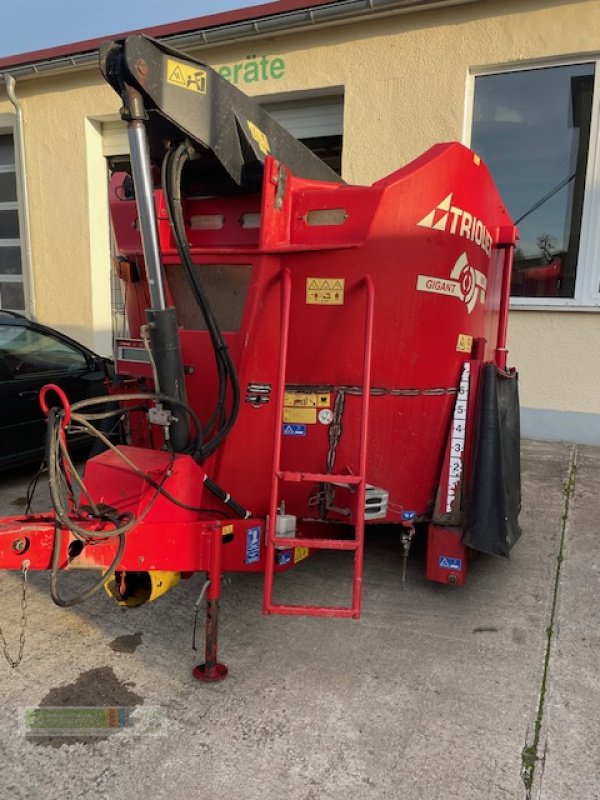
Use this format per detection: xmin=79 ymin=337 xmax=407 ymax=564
xmin=521 ymin=444 xmax=577 ymax=798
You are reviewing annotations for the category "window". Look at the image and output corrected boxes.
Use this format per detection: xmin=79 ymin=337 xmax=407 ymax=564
xmin=0 ymin=131 xmax=25 ymax=311
xmin=0 ymin=324 xmax=87 ymax=376
xmin=470 ymin=63 xmax=597 ymax=305
xmin=262 ymin=95 xmax=344 ymax=175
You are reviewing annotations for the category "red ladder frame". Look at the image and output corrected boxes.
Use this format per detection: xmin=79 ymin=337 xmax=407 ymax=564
xmin=263 ymin=268 xmax=375 ymax=618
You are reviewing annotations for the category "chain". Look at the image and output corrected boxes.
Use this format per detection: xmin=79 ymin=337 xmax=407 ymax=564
xmin=326 ymin=389 xmax=346 ymax=474
xmin=0 ymin=559 xmax=29 ymax=669
xmin=286 ymin=384 xmax=458 ymax=398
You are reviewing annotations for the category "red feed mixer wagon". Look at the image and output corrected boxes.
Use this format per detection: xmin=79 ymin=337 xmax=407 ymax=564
xmin=0 ymin=36 xmax=520 ymax=679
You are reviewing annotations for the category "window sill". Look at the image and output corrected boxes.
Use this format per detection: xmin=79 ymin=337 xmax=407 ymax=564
xmin=510 ymin=300 xmax=600 ymax=312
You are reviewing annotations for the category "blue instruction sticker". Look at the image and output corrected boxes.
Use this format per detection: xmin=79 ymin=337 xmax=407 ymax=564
xmin=245 ymin=526 xmax=261 ymax=564
xmin=401 ymin=510 xmax=417 ymax=521
xmin=439 ymin=556 xmax=462 ymax=571
xmin=276 ymin=550 xmax=292 ymax=566
xmin=282 ymin=423 xmax=307 ymax=436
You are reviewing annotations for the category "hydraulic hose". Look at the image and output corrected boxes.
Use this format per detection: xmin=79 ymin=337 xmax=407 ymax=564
xmin=161 ymin=142 xmax=241 ymax=460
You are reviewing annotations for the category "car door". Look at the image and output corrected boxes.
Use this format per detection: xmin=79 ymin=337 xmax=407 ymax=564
xmin=0 ymin=323 xmax=107 ymax=469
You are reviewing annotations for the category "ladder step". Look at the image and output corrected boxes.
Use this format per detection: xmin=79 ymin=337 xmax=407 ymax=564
xmin=265 ymin=603 xmax=359 ymax=618
xmin=272 ymin=536 xmax=358 ymax=551
xmin=277 ymin=471 xmax=363 ymax=485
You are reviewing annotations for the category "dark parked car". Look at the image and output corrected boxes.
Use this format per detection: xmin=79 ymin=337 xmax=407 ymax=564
xmin=0 ymin=311 xmax=114 ymax=469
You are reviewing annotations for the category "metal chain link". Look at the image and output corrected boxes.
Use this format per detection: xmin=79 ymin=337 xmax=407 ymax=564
xmin=0 ymin=559 xmax=29 ymax=669
xmin=326 ymin=389 xmax=346 ymax=474
xmin=286 ymin=384 xmax=458 ymax=398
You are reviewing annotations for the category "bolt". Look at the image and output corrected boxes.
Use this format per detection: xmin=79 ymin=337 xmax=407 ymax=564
xmin=135 ymin=59 xmax=148 ymax=78
xmin=12 ymin=537 xmax=29 ymax=554
xmin=448 ymin=573 xmax=457 ymax=584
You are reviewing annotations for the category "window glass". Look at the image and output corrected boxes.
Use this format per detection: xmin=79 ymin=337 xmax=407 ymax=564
xmin=0 ymin=171 xmax=17 ymax=202
xmin=0 ymin=209 xmax=19 ymax=239
xmin=471 ymin=64 xmax=594 ymax=299
xmin=0 ymin=246 xmax=21 ymax=275
xmin=165 ymin=264 xmax=252 ymax=332
xmin=0 ymin=325 xmax=87 ymax=375
xmin=0 ymin=131 xmax=24 ymax=311
xmin=0 ymin=283 xmax=25 ymax=311
xmin=0 ymin=135 xmax=14 ymax=167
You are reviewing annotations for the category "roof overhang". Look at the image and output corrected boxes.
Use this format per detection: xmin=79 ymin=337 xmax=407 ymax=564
xmin=0 ymin=0 xmax=482 ymax=80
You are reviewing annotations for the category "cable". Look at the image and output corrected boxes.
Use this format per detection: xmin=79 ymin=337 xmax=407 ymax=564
xmin=515 ymin=171 xmax=576 ymax=225
xmin=161 ymin=142 xmax=240 ymax=460
xmin=50 ymin=523 xmax=126 ymax=608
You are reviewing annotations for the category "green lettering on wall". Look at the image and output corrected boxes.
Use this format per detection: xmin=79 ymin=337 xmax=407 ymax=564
xmin=270 ymin=58 xmax=285 ymax=80
xmin=215 ymin=55 xmax=286 ymax=84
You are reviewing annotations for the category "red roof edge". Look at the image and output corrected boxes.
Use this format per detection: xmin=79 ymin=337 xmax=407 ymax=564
xmin=0 ymin=0 xmax=339 ymax=71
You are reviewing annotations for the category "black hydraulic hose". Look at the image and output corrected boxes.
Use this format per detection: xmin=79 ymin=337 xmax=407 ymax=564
xmin=203 ymin=476 xmax=251 ymax=519
xmin=71 ymin=391 xmax=204 ymax=461
xmin=46 ymin=409 xmax=129 ymax=607
xmin=161 ymin=143 xmax=241 ymax=460
xmin=50 ymin=523 xmax=126 ymax=608
xmin=47 ymin=409 xmax=136 ymax=540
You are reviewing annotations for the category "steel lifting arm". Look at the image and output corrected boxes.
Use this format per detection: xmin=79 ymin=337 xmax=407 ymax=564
xmin=99 ymin=35 xmax=344 ymax=194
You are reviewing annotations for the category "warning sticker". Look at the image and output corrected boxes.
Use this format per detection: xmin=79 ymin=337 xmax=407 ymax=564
xmin=318 ymin=409 xmax=334 ymax=425
xmin=284 ymin=392 xmax=330 ymax=408
xmin=439 ymin=556 xmax=462 ymax=571
xmin=245 ymin=526 xmax=261 ymax=564
xmin=247 ymin=121 xmax=270 ymax=155
xmin=306 ymin=278 xmax=345 ymax=305
xmin=283 ymin=407 xmax=316 ymax=424
xmin=167 ymin=59 xmax=207 ymax=93
xmin=276 ymin=550 xmax=292 ymax=566
xmin=222 ymin=524 xmax=234 ymax=536
xmin=456 ymin=334 xmax=473 ymax=353
xmin=294 ymin=546 xmax=309 ymax=564
xmin=282 ymin=423 xmax=307 ymax=436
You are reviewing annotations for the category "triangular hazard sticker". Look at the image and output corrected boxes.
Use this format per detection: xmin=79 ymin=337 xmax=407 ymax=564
xmin=169 ymin=66 xmax=186 ymax=86
xmin=308 ymin=280 xmax=318 ymax=290
xmin=321 ymin=280 xmax=331 ymax=290
xmin=284 ymin=425 xmax=294 ymax=435
xmin=332 ymin=280 xmax=342 ymax=290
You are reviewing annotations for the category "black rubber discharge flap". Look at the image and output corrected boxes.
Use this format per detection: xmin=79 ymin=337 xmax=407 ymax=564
xmin=464 ymin=364 xmax=521 ymax=557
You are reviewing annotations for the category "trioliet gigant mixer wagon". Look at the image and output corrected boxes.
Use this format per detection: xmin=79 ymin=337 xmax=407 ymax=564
xmin=0 ymin=36 xmax=520 ymax=679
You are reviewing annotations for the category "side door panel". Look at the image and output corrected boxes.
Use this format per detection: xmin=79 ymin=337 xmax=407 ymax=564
xmin=0 ymin=324 xmax=107 ymax=469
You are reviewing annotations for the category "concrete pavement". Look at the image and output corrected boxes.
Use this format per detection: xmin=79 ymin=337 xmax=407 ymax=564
xmin=0 ymin=440 xmax=596 ymax=799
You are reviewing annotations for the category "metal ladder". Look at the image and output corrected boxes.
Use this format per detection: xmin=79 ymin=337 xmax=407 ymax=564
xmin=263 ymin=268 xmax=375 ymax=618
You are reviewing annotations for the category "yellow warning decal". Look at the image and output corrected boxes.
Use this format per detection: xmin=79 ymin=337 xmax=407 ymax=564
xmin=247 ymin=121 xmax=270 ymax=155
xmin=306 ymin=278 xmax=345 ymax=305
xmin=167 ymin=59 xmax=207 ymax=94
xmin=294 ymin=546 xmax=309 ymax=564
xmin=222 ymin=524 xmax=234 ymax=536
xmin=283 ymin=407 xmax=316 ymax=424
xmin=284 ymin=392 xmax=331 ymax=408
xmin=456 ymin=334 xmax=473 ymax=353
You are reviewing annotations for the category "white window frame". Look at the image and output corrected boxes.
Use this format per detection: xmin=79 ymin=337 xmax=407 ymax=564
xmin=0 ymin=117 xmax=27 ymax=313
xmin=464 ymin=56 xmax=600 ymax=312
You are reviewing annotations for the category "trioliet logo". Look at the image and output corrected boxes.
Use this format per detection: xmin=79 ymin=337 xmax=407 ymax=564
xmin=416 ymin=252 xmax=486 ymax=314
xmin=417 ymin=193 xmax=493 ymax=256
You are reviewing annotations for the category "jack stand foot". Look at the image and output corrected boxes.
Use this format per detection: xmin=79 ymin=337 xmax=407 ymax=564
xmin=400 ymin=523 xmax=416 ymax=589
xmin=192 ymin=662 xmax=228 ymax=682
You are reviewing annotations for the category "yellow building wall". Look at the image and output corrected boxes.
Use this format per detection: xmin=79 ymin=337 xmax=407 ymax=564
xmin=0 ymin=0 xmax=598 ymax=420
